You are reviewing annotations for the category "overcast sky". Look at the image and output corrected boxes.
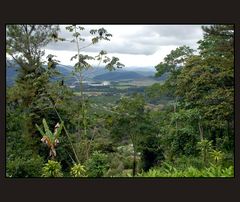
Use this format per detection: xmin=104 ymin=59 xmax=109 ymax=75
xmin=44 ymin=25 xmax=204 ymax=69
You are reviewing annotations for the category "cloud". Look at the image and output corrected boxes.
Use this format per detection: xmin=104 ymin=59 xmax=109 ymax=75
xmin=44 ymin=25 xmax=205 ymax=67
xmin=131 ymin=25 xmax=203 ymax=49
xmin=45 ymin=25 xmax=203 ymax=56
xmin=44 ymin=45 xmax=179 ymax=67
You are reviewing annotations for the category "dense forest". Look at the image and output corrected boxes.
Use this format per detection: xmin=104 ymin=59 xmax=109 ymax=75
xmin=6 ymin=24 xmax=234 ymax=177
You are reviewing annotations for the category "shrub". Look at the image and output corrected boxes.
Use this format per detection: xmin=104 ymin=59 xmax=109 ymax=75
xmin=42 ymin=160 xmax=63 ymax=177
xmin=6 ymin=155 xmax=44 ymax=177
xmin=85 ymin=151 xmax=109 ymax=177
xmin=202 ymin=164 xmax=233 ymax=177
xmin=210 ymin=150 xmax=224 ymax=165
xmin=197 ymin=139 xmax=213 ymax=164
xmin=70 ymin=163 xmax=87 ymax=177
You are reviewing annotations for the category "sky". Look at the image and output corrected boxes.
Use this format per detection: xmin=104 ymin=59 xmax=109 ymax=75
xmin=44 ymin=25 xmax=204 ymax=69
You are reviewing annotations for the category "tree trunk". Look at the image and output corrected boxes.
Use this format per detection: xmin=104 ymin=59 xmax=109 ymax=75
xmin=227 ymin=120 xmax=230 ymax=137
xmin=174 ymin=98 xmax=178 ymax=133
xmin=203 ymin=151 xmax=206 ymax=165
xmin=219 ymin=129 xmax=223 ymax=138
xmin=133 ymin=147 xmax=136 ymax=177
xmin=212 ymin=129 xmax=216 ymax=146
xmin=198 ymin=121 xmax=204 ymax=141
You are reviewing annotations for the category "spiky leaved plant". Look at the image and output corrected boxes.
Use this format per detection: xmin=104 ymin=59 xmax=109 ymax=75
xmin=70 ymin=163 xmax=87 ymax=177
xmin=210 ymin=149 xmax=224 ymax=165
xmin=42 ymin=160 xmax=63 ymax=177
xmin=36 ymin=118 xmax=63 ymax=159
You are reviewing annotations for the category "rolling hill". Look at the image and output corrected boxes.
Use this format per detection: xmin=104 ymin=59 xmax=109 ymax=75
xmin=93 ymin=71 xmax=147 ymax=81
xmin=6 ymin=61 xmax=160 ymax=86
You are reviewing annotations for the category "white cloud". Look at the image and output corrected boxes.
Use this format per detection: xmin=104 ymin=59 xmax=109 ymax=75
xmin=44 ymin=25 xmax=204 ymax=68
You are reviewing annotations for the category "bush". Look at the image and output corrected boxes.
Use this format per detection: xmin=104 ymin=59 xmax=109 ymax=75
xmin=42 ymin=160 xmax=63 ymax=177
xmin=70 ymin=163 xmax=87 ymax=177
xmin=85 ymin=151 xmax=109 ymax=177
xmin=6 ymin=155 xmax=44 ymax=177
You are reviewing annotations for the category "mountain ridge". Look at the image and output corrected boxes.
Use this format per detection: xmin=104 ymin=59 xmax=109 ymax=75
xmin=6 ymin=62 xmax=158 ymax=86
xmin=93 ymin=71 xmax=146 ymax=81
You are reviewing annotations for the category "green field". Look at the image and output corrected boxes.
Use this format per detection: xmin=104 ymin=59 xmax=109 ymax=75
xmin=114 ymin=78 xmax=163 ymax=87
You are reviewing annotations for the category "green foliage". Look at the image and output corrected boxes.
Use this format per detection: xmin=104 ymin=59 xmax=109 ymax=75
xmin=85 ymin=151 xmax=109 ymax=177
xmin=197 ymin=139 xmax=213 ymax=164
xmin=176 ymin=25 xmax=233 ymax=132
xmin=210 ymin=149 xmax=224 ymax=165
xmin=6 ymin=25 xmax=65 ymax=165
xmin=221 ymin=152 xmax=234 ymax=168
xmin=139 ymin=164 xmax=233 ymax=177
xmin=6 ymin=155 xmax=44 ymax=177
xmin=65 ymin=25 xmax=124 ymax=73
xmin=110 ymin=94 xmax=146 ymax=144
xmin=62 ymin=25 xmax=125 ymax=165
xmin=6 ymin=98 xmax=46 ymax=178
xmin=152 ymin=25 xmax=234 ymax=169
xmin=110 ymin=94 xmax=147 ymax=176
xmin=155 ymin=45 xmax=194 ymax=76
xmin=42 ymin=160 xmax=63 ymax=177
xmin=164 ymin=155 xmax=205 ymax=170
xmin=155 ymin=45 xmax=194 ymax=98
xmin=70 ymin=163 xmax=87 ymax=177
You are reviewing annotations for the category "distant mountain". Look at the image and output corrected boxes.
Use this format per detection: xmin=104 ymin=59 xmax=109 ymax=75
xmin=55 ymin=65 xmax=72 ymax=76
xmin=125 ymin=66 xmax=156 ymax=72
xmin=6 ymin=62 xmax=73 ymax=86
xmin=149 ymin=72 xmax=170 ymax=81
xmin=82 ymin=67 xmax=155 ymax=79
xmin=56 ymin=65 xmax=111 ymax=79
xmin=93 ymin=71 xmax=146 ymax=81
xmin=6 ymin=61 xmax=159 ymax=86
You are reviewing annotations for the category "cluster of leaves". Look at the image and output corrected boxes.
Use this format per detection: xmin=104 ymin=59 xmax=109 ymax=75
xmin=36 ymin=118 xmax=63 ymax=159
xmin=42 ymin=160 xmax=63 ymax=177
xmin=70 ymin=163 xmax=87 ymax=177
xmin=65 ymin=25 xmax=124 ymax=73
xmin=139 ymin=163 xmax=233 ymax=177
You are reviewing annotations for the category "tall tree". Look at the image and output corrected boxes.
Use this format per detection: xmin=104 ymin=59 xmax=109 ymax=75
xmin=6 ymin=25 xmax=60 ymax=151
xmin=176 ymin=25 xmax=234 ymax=150
xmin=109 ymin=94 xmax=146 ymax=176
xmin=63 ymin=25 xmax=124 ymax=162
xmin=155 ymin=45 xmax=194 ymax=137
